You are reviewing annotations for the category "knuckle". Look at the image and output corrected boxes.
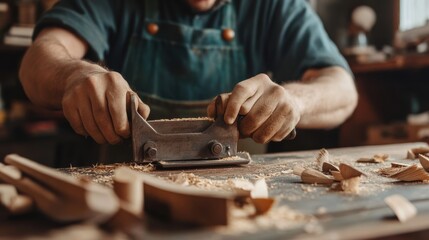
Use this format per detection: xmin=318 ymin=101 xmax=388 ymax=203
xmin=115 ymin=124 xmax=130 ymax=138
xmin=253 ymin=133 xmax=268 ymax=144
xmin=234 ymin=83 xmax=251 ymax=95
xmin=271 ymin=85 xmax=286 ymax=96
xmin=257 ymin=73 xmax=271 ymax=81
xmin=85 ymin=76 xmax=99 ymax=90
xmin=239 ymin=105 xmax=251 ymax=115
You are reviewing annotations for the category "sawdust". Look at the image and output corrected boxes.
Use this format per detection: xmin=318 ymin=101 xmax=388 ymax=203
xmin=164 ymin=172 xmax=316 ymax=234
xmin=65 ymin=163 xmax=154 ymax=187
xmin=341 ymin=177 xmax=361 ymax=194
xmin=217 ymin=205 xmax=314 ymax=234
xmin=167 ymin=172 xmax=255 ymax=193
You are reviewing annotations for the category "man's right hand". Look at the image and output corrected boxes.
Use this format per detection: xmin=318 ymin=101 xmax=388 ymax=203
xmin=62 ymin=69 xmax=150 ymax=144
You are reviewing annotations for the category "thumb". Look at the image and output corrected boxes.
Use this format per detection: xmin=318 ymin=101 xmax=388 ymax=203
xmin=127 ymin=91 xmax=150 ymax=119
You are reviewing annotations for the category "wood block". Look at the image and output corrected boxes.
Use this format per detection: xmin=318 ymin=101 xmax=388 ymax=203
xmin=142 ymin=173 xmax=237 ymax=226
xmin=0 ymin=184 xmax=33 ymax=216
xmin=1 ymin=154 xmax=119 ymax=222
xmin=113 ymin=167 xmax=143 ymax=215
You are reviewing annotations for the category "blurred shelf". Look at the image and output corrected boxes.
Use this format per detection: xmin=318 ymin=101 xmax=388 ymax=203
xmin=349 ymin=53 xmax=429 ymax=74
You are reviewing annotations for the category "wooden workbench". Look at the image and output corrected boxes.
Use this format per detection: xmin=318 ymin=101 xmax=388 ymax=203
xmin=2 ymin=142 xmax=429 ymax=240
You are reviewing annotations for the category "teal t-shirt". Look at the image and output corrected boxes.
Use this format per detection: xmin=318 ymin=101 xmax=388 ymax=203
xmin=34 ymin=0 xmax=350 ymax=89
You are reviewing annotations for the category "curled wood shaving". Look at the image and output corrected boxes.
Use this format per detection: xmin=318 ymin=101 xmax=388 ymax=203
xmin=391 ymin=162 xmax=410 ymax=168
xmin=406 ymin=150 xmax=416 ymax=160
xmin=321 ymin=162 xmax=339 ymax=173
xmin=301 ymin=169 xmax=334 ymax=185
xmin=418 ymin=154 xmax=429 ymax=171
xmin=406 ymin=147 xmax=429 ymax=159
xmin=389 ymin=164 xmax=429 ymax=182
xmin=316 ymin=148 xmax=330 ymax=170
xmin=377 ymin=167 xmax=405 ymax=177
xmin=339 ymin=163 xmax=365 ymax=179
xmin=385 ymin=194 xmax=417 ymax=222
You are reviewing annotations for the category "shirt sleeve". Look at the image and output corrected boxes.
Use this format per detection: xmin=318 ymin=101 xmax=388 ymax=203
xmin=266 ymin=0 xmax=351 ymax=82
xmin=33 ymin=0 xmax=118 ymax=61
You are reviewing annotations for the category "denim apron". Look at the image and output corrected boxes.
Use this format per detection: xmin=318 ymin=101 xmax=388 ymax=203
xmin=122 ymin=0 xmax=246 ymax=119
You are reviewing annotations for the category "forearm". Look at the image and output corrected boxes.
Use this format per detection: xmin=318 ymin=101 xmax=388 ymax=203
xmin=19 ymin=32 xmax=105 ymax=109
xmin=283 ymin=67 xmax=358 ymax=129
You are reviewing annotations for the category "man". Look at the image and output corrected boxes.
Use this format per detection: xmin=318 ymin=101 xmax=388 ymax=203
xmin=19 ymin=0 xmax=357 ymax=149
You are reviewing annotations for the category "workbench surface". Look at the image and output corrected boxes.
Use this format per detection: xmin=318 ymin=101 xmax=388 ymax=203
xmin=2 ymin=142 xmax=429 ymax=240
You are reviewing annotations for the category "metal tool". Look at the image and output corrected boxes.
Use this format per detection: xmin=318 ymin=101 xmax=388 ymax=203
xmin=130 ymin=94 xmax=250 ymax=168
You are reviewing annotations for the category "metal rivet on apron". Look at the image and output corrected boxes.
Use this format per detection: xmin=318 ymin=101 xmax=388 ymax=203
xmin=222 ymin=28 xmax=235 ymax=42
xmin=147 ymin=23 xmax=159 ymax=35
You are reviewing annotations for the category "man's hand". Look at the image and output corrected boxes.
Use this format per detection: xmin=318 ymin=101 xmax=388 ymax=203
xmin=62 ymin=69 xmax=150 ymax=144
xmin=208 ymin=74 xmax=300 ymax=144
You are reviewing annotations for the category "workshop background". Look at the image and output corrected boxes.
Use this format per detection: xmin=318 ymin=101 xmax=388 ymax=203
xmin=0 ymin=0 xmax=428 ymax=167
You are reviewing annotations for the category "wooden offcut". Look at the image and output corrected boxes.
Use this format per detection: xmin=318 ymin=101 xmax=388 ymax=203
xmin=142 ymin=173 xmax=237 ymax=226
xmin=0 ymin=154 xmax=119 ymax=222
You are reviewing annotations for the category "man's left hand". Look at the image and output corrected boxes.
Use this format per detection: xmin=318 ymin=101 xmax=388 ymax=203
xmin=207 ymin=74 xmax=300 ymax=143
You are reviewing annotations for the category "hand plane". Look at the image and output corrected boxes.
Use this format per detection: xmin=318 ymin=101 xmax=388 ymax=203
xmin=130 ymin=94 xmax=250 ymax=168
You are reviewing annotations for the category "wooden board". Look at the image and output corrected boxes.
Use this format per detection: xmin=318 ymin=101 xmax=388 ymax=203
xmin=2 ymin=142 xmax=429 ymax=239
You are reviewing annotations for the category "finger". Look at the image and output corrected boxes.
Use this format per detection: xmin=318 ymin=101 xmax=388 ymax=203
xmin=239 ymin=96 xmax=278 ymax=137
xmin=63 ymin=107 xmax=88 ymax=136
xmin=106 ymin=90 xmax=131 ymax=140
xmin=271 ymin=124 xmax=296 ymax=142
xmin=239 ymin=93 xmax=260 ymax=115
xmin=207 ymin=99 xmax=216 ymax=118
xmin=224 ymin=80 xmax=259 ymax=124
xmin=137 ymin=98 xmax=150 ymax=119
xmin=216 ymin=93 xmax=230 ymax=117
xmin=79 ymin=97 xmax=107 ymax=144
xmin=251 ymin=106 xmax=290 ymax=144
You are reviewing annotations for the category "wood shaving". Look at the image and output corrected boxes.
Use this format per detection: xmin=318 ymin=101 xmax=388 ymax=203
xmin=339 ymin=163 xmax=365 ymax=179
xmin=377 ymin=167 xmax=405 ymax=177
xmin=150 ymin=117 xmax=214 ymax=122
xmin=316 ymin=148 xmax=330 ymax=170
xmin=301 ymin=169 xmax=334 ymax=185
xmin=321 ymin=162 xmax=339 ymax=173
xmin=418 ymin=154 xmax=429 ymax=171
xmin=384 ymin=194 xmax=417 ymax=222
xmin=389 ymin=164 xmax=429 ymax=181
xmin=357 ymin=153 xmax=389 ymax=163
xmin=406 ymin=147 xmax=429 ymax=159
